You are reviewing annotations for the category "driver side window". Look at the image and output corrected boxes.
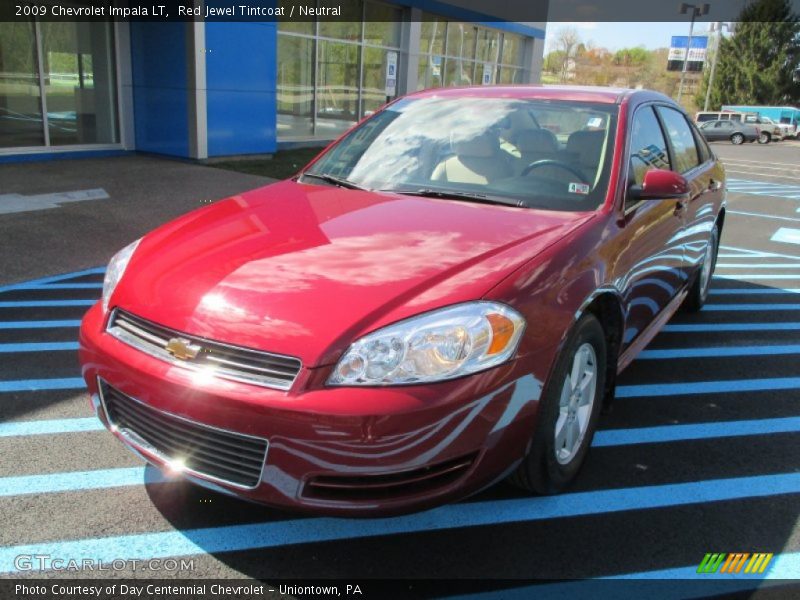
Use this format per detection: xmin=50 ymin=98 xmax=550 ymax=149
xmin=626 ymin=107 xmax=671 ymax=210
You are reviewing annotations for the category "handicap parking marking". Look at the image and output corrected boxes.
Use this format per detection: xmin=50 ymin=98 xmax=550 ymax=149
xmin=726 ymin=178 xmax=800 ymax=199
xmin=2 ymin=241 xmax=800 ymax=581
xmin=1 ymin=472 xmax=799 ymax=574
xmin=771 ymin=227 xmax=800 ymax=245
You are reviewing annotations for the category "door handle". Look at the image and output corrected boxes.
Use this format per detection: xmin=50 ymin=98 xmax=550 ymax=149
xmin=674 ymin=198 xmax=688 ymax=216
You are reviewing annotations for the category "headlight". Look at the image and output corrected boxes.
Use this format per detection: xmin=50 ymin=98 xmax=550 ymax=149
xmin=102 ymin=239 xmax=140 ymax=312
xmin=328 ymin=302 xmax=525 ymax=386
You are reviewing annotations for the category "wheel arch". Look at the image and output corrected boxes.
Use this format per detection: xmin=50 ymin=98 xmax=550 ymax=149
xmin=574 ymin=288 xmax=625 ymax=411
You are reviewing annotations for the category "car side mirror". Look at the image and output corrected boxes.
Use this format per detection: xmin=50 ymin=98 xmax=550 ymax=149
xmin=628 ymin=169 xmax=690 ymax=201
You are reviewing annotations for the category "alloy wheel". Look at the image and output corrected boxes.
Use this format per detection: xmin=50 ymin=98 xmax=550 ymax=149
xmin=554 ymin=342 xmax=597 ymax=465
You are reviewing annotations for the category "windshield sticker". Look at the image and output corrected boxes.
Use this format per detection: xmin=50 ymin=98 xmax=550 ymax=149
xmin=587 ymin=117 xmax=603 ymax=128
xmin=569 ymin=182 xmax=591 ymax=195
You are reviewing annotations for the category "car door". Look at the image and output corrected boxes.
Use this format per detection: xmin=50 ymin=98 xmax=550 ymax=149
xmin=655 ymin=105 xmax=720 ymax=283
xmin=615 ymin=105 xmax=687 ymax=347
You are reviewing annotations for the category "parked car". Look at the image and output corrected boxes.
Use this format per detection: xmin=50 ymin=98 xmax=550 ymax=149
xmin=80 ymin=86 xmax=725 ymax=516
xmin=744 ymin=115 xmax=789 ymax=141
xmin=699 ymin=119 xmax=759 ymax=144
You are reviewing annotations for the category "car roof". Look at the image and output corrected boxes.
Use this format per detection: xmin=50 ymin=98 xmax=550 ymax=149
xmin=404 ymin=85 xmax=674 ymax=106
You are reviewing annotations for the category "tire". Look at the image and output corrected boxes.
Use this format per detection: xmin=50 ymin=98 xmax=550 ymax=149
xmin=731 ymin=133 xmax=745 ymax=145
xmin=508 ymin=313 xmax=606 ymax=494
xmin=758 ymin=131 xmax=771 ymax=144
xmin=683 ymin=225 xmax=719 ymax=312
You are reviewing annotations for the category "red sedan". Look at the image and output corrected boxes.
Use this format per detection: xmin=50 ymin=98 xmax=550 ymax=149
xmin=79 ymin=86 xmax=725 ymax=515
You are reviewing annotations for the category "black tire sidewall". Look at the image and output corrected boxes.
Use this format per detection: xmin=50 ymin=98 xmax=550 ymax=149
xmin=525 ymin=314 xmax=607 ymax=493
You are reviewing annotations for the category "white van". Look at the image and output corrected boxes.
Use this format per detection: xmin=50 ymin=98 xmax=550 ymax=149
xmin=695 ymin=111 xmax=757 ymax=123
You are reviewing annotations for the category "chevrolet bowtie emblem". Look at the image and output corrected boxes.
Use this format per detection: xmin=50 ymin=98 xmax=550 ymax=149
xmin=165 ymin=337 xmax=202 ymax=361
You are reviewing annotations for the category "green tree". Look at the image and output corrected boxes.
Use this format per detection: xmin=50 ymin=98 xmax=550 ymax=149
xmin=696 ymin=0 xmax=800 ymax=109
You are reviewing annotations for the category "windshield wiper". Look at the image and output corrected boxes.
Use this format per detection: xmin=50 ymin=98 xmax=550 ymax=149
xmin=382 ymin=188 xmax=524 ymax=207
xmin=301 ymin=172 xmax=370 ymax=191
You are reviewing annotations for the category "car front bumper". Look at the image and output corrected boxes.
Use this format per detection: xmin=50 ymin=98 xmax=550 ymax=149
xmin=79 ymin=302 xmax=548 ymax=516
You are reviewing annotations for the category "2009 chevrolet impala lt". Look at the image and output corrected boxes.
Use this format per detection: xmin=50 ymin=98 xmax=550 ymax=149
xmin=80 ymin=86 xmax=725 ymax=515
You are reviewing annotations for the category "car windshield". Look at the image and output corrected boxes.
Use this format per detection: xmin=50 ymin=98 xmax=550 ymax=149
xmin=301 ymin=96 xmax=618 ymax=212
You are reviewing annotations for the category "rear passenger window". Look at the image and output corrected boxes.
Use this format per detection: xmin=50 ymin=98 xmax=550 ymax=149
xmin=628 ymin=106 xmax=670 ymax=196
xmin=657 ymin=106 xmax=700 ymax=174
xmin=690 ymin=122 xmax=712 ymax=163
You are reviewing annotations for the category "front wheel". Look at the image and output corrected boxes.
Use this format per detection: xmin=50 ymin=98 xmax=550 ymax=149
xmin=758 ymin=132 xmax=771 ymax=144
xmin=731 ymin=133 xmax=745 ymax=145
xmin=508 ymin=313 xmax=606 ymax=494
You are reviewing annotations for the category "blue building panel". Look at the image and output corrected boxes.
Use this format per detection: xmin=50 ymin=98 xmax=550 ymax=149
xmin=130 ymin=22 xmax=190 ymax=158
xmin=205 ymin=22 xmax=278 ymax=157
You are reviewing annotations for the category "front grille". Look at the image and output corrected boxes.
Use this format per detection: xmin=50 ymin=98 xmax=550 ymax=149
xmin=100 ymin=381 xmax=268 ymax=488
xmin=303 ymin=453 xmax=478 ymax=501
xmin=107 ymin=309 xmax=302 ymax=390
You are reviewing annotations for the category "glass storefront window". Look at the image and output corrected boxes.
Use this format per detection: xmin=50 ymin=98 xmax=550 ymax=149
xmin=1 ymin=20 xmax=118 ymax=149
xmin=0 ymin=20 xmax=43 ymax=148
xmin=501 ymin=33 xmax=525 ymax=67
xmin=446 ymin=23 xmax=477 ymax=60
xmin=477 ymin=29 xmax=500 ymax=63
xmin=40 ymin=21 xmax=118 ymax=146
xmin=277 ymin=0 xmax=314 ymax=35
xmin=361 ymin=46 xmax=392 ymax=117
xmin=316 ymin=40 xmax=360 ymax=137
xmin=363 ymin=4 xmax=402 ymax=47
xmin=420 ymin=18 xmax=445 ymax=56
xmin=277 ymin=35 xmax=314 ymax=137
xmin=417 ymin=55 xmax=443 ymax=90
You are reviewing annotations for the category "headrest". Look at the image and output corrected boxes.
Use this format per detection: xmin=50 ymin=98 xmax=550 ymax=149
xmin=566 ymin=130 xmax=605 ymax=164
xmin=516 ymin=129 xmax=559 ymax=154
xmin=452 ymin=132 xmax=497 ymax=158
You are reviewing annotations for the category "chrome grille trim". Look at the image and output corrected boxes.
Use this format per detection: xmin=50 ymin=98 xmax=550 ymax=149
xmin=106 ymin=309 xmax=302 ymax=391
xmin=98 ymin=378 xmax=268 ymax=489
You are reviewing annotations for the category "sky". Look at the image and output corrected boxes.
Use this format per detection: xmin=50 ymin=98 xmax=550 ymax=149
xmin=544 ymin=22 xmax=719 ymax=53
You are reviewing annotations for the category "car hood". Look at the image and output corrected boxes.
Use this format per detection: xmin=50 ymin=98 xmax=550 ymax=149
xmin=113 ymin=180 xmax=593 ymax=367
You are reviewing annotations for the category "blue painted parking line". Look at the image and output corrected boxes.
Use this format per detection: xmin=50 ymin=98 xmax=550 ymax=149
xmin=663 ymin=322 xmax=800 ymax=332
xmin=0 ymin=320 xmax=81 ymax=329
xmin=727 ymin=210 xmax=800 ymax=224
xmin=0 ymin=342 xmax=79 ymax=353
xmin=726 ymin=179 xmax=800 ymax=200
xmin=0 ymin=417 xmax=103 ymax=437
xmin=616 ymin=377 xmax=800 ymax=398
xmin=709 ymin=288 xmax=800 ymax=295
xmin=703 ymin=303 xmax=800 ymax=311
xmin=7 ymin=283 xmax=103 ymax=290
xmin=0 ymin=267 xmax=106 ymax=294
xmin=715 ymin=274 xmax=800 ymax=279
xmin=771 ymin=228 xmax=800 ymax=245
xmin=715 ymin=263 xmax=800 ymax=268
xmin=593 ymin=417 xmax=800 ymax=447
xmin=0 ymin=377 xmax=85 ymax=393
xmin=0 ymin=299 xmax=95 ymax=307
xmin=719 ymin=245 xmax=800 ymax=260
xmin=638 ymin=344 xmax=800 ymax=359
xmin=1 ymin=471 xmax=797 ymax=574
xmin=0 ymin=467 xmax=167 ymax=497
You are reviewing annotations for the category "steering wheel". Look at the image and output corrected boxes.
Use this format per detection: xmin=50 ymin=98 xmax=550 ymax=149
xmin=522 ymin=159 xmax=588 ymax=183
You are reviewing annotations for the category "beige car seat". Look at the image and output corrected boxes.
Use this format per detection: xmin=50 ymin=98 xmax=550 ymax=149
xmin=431 ymin=132 xmax=513 ymax=185
xmin=515 ymin=129 xmax=560 ymax=175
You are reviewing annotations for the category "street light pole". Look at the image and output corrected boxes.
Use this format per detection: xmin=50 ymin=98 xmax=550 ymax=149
xmin=676 ymin=2 xmax=710 ymax=105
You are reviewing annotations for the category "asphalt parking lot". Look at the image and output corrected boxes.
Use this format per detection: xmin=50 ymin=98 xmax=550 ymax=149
xmin=1 ymin=143 xmax=799 ymax=594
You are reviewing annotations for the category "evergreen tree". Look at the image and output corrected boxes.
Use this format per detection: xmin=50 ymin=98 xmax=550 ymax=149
xmin=696 ymin=0 xmax=800 ymax=109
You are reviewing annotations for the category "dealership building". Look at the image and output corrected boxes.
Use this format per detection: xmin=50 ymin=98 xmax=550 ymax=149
xmin=0 ymin=2 xmax=545 ymax=162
